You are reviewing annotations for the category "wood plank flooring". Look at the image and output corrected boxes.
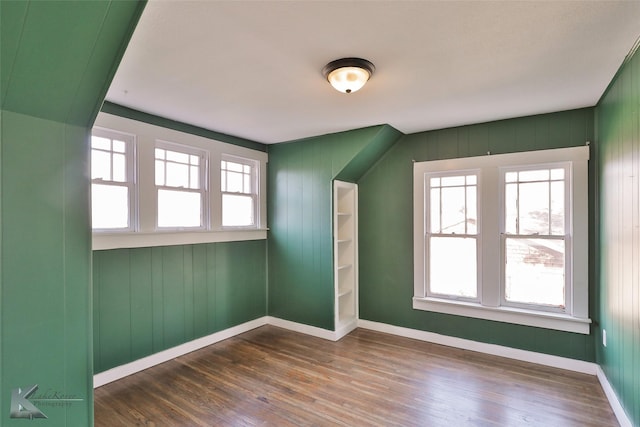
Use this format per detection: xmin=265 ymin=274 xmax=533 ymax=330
xmin=94 ymin=325 xmax=618 ymax=426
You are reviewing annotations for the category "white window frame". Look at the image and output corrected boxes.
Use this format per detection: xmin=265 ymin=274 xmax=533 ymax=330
xmin=499 ymin=163 xmax=571 ymax=314
xmin=413 ymin=146 xmax=591 ymax=334
xmin=220 ymin=154 xmax=259 ymax=229
xmin=91 ymin=127 xmax=137 ymax=232
xmin=425 ymin=170 xmax=481 ymax=303
xmin=91 ymin=112 xmax=268 ymax=250
xmin=154 ymin=140 xmax=209 ymax=230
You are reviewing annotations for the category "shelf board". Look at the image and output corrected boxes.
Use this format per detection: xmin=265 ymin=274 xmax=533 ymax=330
xmin=337 ymin=212 xmax=352 ymax=216
xmin=338 ymin=289 xmax=353 ymax=298
xmin=337 ymin=264 xmax=352 ymax=271
xmin=337 ymin=239 xmax=352 ymax=244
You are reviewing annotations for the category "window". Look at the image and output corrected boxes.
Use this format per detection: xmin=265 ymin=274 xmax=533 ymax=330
xmin=502 ymin=165 xmax=568 ymax=311
xmin=426 ymin=173 xmax=478 ymax=300
xmin=413 ymin=146 xmax=590 ymax=334
xmin=155 ymin=143 xmax=207 ymax=228
xmin=91 ymin=128 xmax=135 ymax=231
xmin=91 ymin=113 xmax=268 ymax=250
xmin=221 ymin=156 xmax=257 ymax=227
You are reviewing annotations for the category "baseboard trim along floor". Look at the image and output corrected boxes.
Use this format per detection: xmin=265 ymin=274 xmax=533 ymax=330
xmin=93 ymin=316 xmax=631 ymax=427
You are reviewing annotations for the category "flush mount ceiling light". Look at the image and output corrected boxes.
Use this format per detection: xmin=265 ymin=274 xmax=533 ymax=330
xmin=322 ymin=58 xmax=375 ymax=94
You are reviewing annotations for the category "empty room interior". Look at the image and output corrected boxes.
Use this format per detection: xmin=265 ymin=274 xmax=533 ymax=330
xmin=2 ymin=1 xmax=640 ymax=426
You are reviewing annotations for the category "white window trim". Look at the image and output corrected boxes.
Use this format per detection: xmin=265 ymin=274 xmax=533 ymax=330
xmin=91 ymin=127 xmax=137 ymax=232
xmin=413 ymin=146 xmax=591 ymax=334
xmin=220 ymin=154 xmax=260 ymax=230
xmin=92 ymin=113 xmax=268 ymax=250
xmin=154 ymin=140 xmax=209 ymax=231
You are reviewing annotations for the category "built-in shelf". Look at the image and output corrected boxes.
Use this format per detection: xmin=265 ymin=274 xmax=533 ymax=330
xmin=334 ymin=180 xmax=358 ymax=339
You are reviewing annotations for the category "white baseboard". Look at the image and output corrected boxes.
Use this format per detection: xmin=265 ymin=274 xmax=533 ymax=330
xmin=596 ymin=366 xmax=633 ymax=427
xmin=357 ymin=319 xmax=598 ymax=375
xmin=266 ymin=316 xmax=338 ymax=341
xmin=95 ymin=315 xmax=632 ymax=427
xmin=93 ymin=317 xmax=268 ymax=388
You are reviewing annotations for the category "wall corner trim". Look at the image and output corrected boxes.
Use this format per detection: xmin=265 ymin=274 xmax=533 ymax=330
xmin=357 ymin=319 xmax=597 ymax=375
xmin=596 ymin=366 xmax=633 ymax=427
xmin=266 ymin=316 xmax=341 ymax=341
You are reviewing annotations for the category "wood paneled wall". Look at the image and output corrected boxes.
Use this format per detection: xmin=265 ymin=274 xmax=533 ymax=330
xmin=93 ymin=240 xmax=267 ymax=373
xmin=267 ymin=126 xmax=400 ymax=330
xmin=358 ymin=108 xmax=597 ymax=361
xmin=596 ymin=42 xmax=640 ymax=426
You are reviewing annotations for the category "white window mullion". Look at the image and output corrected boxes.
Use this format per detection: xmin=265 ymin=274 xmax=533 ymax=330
xmin=482 ymin=166 xmax=500 ymax=308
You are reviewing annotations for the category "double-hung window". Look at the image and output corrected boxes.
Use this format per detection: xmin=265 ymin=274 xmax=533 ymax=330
xmin=155 ymin=142 xmax=207 ymax=229
xmin=91 ymin=128 xmax=135 ymax=231
xmin=502 ymin=165 xmax=569 ymax=311
xmin=414 ymin=146 xmax=590 ymax=334
xmin=220 ymin=156 xmax=257 ymax=227
xmin=426 ymin=173 xmax=479 ymax=301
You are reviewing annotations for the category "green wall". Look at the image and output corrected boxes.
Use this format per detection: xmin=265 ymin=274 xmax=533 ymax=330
xmin=1 ymin=1 xmax=144 ymax=425
xmin=93 ymin=241 xmax=267 ymax=373
xmin=595 ymin=42 xmax=640 ymax=425
xmin=358 ymin=108 xmax=597 ymax=361
xmin=267 ymin=126 xmax=401 ymax=330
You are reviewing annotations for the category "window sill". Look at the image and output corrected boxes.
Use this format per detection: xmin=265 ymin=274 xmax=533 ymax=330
xmin=413 ymin=297 xmax=591 ymax=334
xmin=93 ymin=229 xmax=268 ymax=250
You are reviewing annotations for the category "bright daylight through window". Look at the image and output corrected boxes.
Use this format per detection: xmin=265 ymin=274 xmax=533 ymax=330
xmin=155 ymin=144 xmax=206 ymax=228
xmin=91 ymin=129 xmax=135 ymax=230
xmin=221 ymin=158 xmax=256 ymax=227
xmin=503 ymin=166 xmax=567 ymax=310
xmin=413 ymin=146 xmax=590 ymax=334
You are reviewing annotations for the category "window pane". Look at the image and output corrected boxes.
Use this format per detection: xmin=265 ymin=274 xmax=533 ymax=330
xmin=441 ymin=176 xmax=465 ymax=186
xmin=505 ymin=183 xmax=517 ymax=234
xmin=505 ymin=238 xmax=565 ymax=307
xmin=226 ymin=161 xmax=244 ymax=172
xmin=222 ymin=194 xmax=254 ymax=226
xmin=550 ymin=181 xmax=564 ymax=235
xmin=505 ymin=171 xmax=518 ymax=183
xmin=166 ymin=150 xmax=188 ymax=163
xmin=166 ymin=162 xmax=189 ymax=188
xmin=550 ymin=168 xmax=564 ymax=180
xmin=430 ymin=188 xmax=440 ymax=233
xmin=519 ymin=169 xmax=549 ymax=182
xmin=429 ymin=237 xmax=477 ymax=298
xmin=155 ymin=160 xmax=165 ymax=185
xmin=92 ymin=184 xmax=129 ymax=229
xmin=226 ymin=171 xmax=244 ymax=193
xmin=112 ymin=153 xmax=126 ymax=182
xmin=91 ymin=136 xmax=110 ymax=151
xmin=244 ymin=174 xmax=251 ymax=193
xmin=155 ymin=148 xmax=165 ymax=160
xmin=518 ymin=182 xmax=549 ymax=234
xmin=112 ymin=140 xmax=126 ymax=153
xmin=157 ymin=189 xmax=201 ymax=227
xmin=440 ymin=186 xmax=465 ymax=234
xmin=190 ymin=155 xmax=199 ymax=166
xmin=91 ymin=150 xmax=111 ymax=180
xmin=190 ymin=166 xmax=199 ymax=189
xmin=466 ymin=186 xmax=477 ymax=234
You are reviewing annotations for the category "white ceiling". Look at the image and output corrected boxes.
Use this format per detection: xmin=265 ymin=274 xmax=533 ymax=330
xmin=106 ymin=0 xmax=640 ymax=144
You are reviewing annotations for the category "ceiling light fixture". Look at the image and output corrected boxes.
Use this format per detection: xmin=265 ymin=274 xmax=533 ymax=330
xmin=322 ymin=58 xmax=375 ymax=94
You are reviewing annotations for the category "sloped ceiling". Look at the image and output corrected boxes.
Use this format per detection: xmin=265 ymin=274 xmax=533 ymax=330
xmin=106 ymin=0 xmax=640 ymax=144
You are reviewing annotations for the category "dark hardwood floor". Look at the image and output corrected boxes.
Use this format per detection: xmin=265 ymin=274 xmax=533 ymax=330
xmin=94 ymin=325 xmax=618 ymax=426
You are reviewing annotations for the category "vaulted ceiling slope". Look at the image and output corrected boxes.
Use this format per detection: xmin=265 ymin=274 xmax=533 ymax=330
xmin=106 ymin=0 xmax=640 ymax=144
